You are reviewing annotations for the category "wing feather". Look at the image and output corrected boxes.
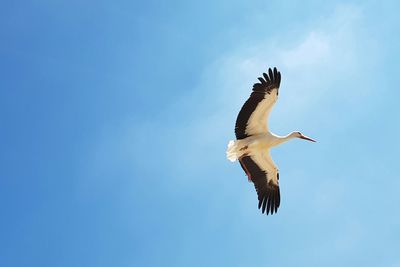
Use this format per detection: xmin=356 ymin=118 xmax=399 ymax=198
xmin=239 ymin=151 xmax=280 ymax=215
xmin=235 ymin=67 xmax=281 ymax=140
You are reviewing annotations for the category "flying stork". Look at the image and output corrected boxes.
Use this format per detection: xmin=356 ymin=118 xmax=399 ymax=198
xmin=226 ymin=67 xmax=316 ymax=215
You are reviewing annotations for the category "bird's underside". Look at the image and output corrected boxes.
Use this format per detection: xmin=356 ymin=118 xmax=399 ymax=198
xmin=228 ymin=67 xmax=281 ymax=215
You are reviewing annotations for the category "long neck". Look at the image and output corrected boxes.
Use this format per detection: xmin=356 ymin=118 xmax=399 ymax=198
xmin=273 ymin=132 xmax=297 ymax=146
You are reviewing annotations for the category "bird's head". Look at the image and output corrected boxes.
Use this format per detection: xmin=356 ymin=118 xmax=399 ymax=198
xmin=291 ymin=131 xmax=316 ymax=142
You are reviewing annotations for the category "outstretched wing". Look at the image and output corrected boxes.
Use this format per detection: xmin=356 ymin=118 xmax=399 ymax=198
xmin=239 ymin=150 xmax=280 ymax=215
xmin=235 ymin=67 xmax=281 ymax=140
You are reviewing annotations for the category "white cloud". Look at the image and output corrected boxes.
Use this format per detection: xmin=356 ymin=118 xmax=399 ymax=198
xmin=162 ymin=3 xmax=375 ymax=166
xmin=84 ymin=4 xmax=379 ymax=190
xmin=281 ymin=31 xmax=331 ymax=68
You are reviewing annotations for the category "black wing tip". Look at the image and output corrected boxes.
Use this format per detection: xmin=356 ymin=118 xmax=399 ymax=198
xmin=258 ymin=184 xmax=280 ymax=215
xmin=240 ymin=156 xmax=281 ymax=216
xmin=252 ymin=67 xmax=281 ymax=92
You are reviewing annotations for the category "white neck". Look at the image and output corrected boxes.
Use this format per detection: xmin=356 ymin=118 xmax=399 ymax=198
xmin=273 ymin=132 xmax=298 ymax=146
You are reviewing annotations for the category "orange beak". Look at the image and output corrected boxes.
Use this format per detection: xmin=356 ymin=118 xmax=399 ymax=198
xmin=299 ymin=134 xmax=316 ymax=142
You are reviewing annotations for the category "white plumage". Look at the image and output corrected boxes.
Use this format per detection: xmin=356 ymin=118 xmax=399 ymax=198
xmin=227 ymin=67 xmax=315 ymax=215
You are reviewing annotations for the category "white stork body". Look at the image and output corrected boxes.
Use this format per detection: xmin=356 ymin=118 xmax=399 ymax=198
xmin=227 ymin=132 xmax=295 ymax=162
xmin=227 ymin=67 xmax=315 ymax=215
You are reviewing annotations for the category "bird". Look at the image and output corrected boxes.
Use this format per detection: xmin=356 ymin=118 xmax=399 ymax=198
xmin=226 ymin=67 xmax=316 ymax=215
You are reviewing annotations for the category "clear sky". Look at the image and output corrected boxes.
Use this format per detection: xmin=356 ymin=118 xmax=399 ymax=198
xmin=1 ymin=1 xmax=400 ymax=266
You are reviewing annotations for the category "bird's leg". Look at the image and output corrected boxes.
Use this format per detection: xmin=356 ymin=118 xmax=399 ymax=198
xmin=239 ymin=145 xmax=248 ymax=151
xmin=239 ymin=157 xmax=252 ymax=182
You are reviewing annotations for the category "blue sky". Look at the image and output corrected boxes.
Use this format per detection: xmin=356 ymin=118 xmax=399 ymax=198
xmin=1 ymin=0 xmax=400 ymax=266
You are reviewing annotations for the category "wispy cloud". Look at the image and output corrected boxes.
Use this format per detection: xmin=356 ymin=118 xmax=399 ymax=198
xmin=81 ymin=5 xmax=385 ymax=192
xmin=152 ymin=4 xmax=375 ymax=171
xmin=81 ymin=5 xmax=381 ymax=218
xmin=83 ymin=4 xmax=381 ymax=186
